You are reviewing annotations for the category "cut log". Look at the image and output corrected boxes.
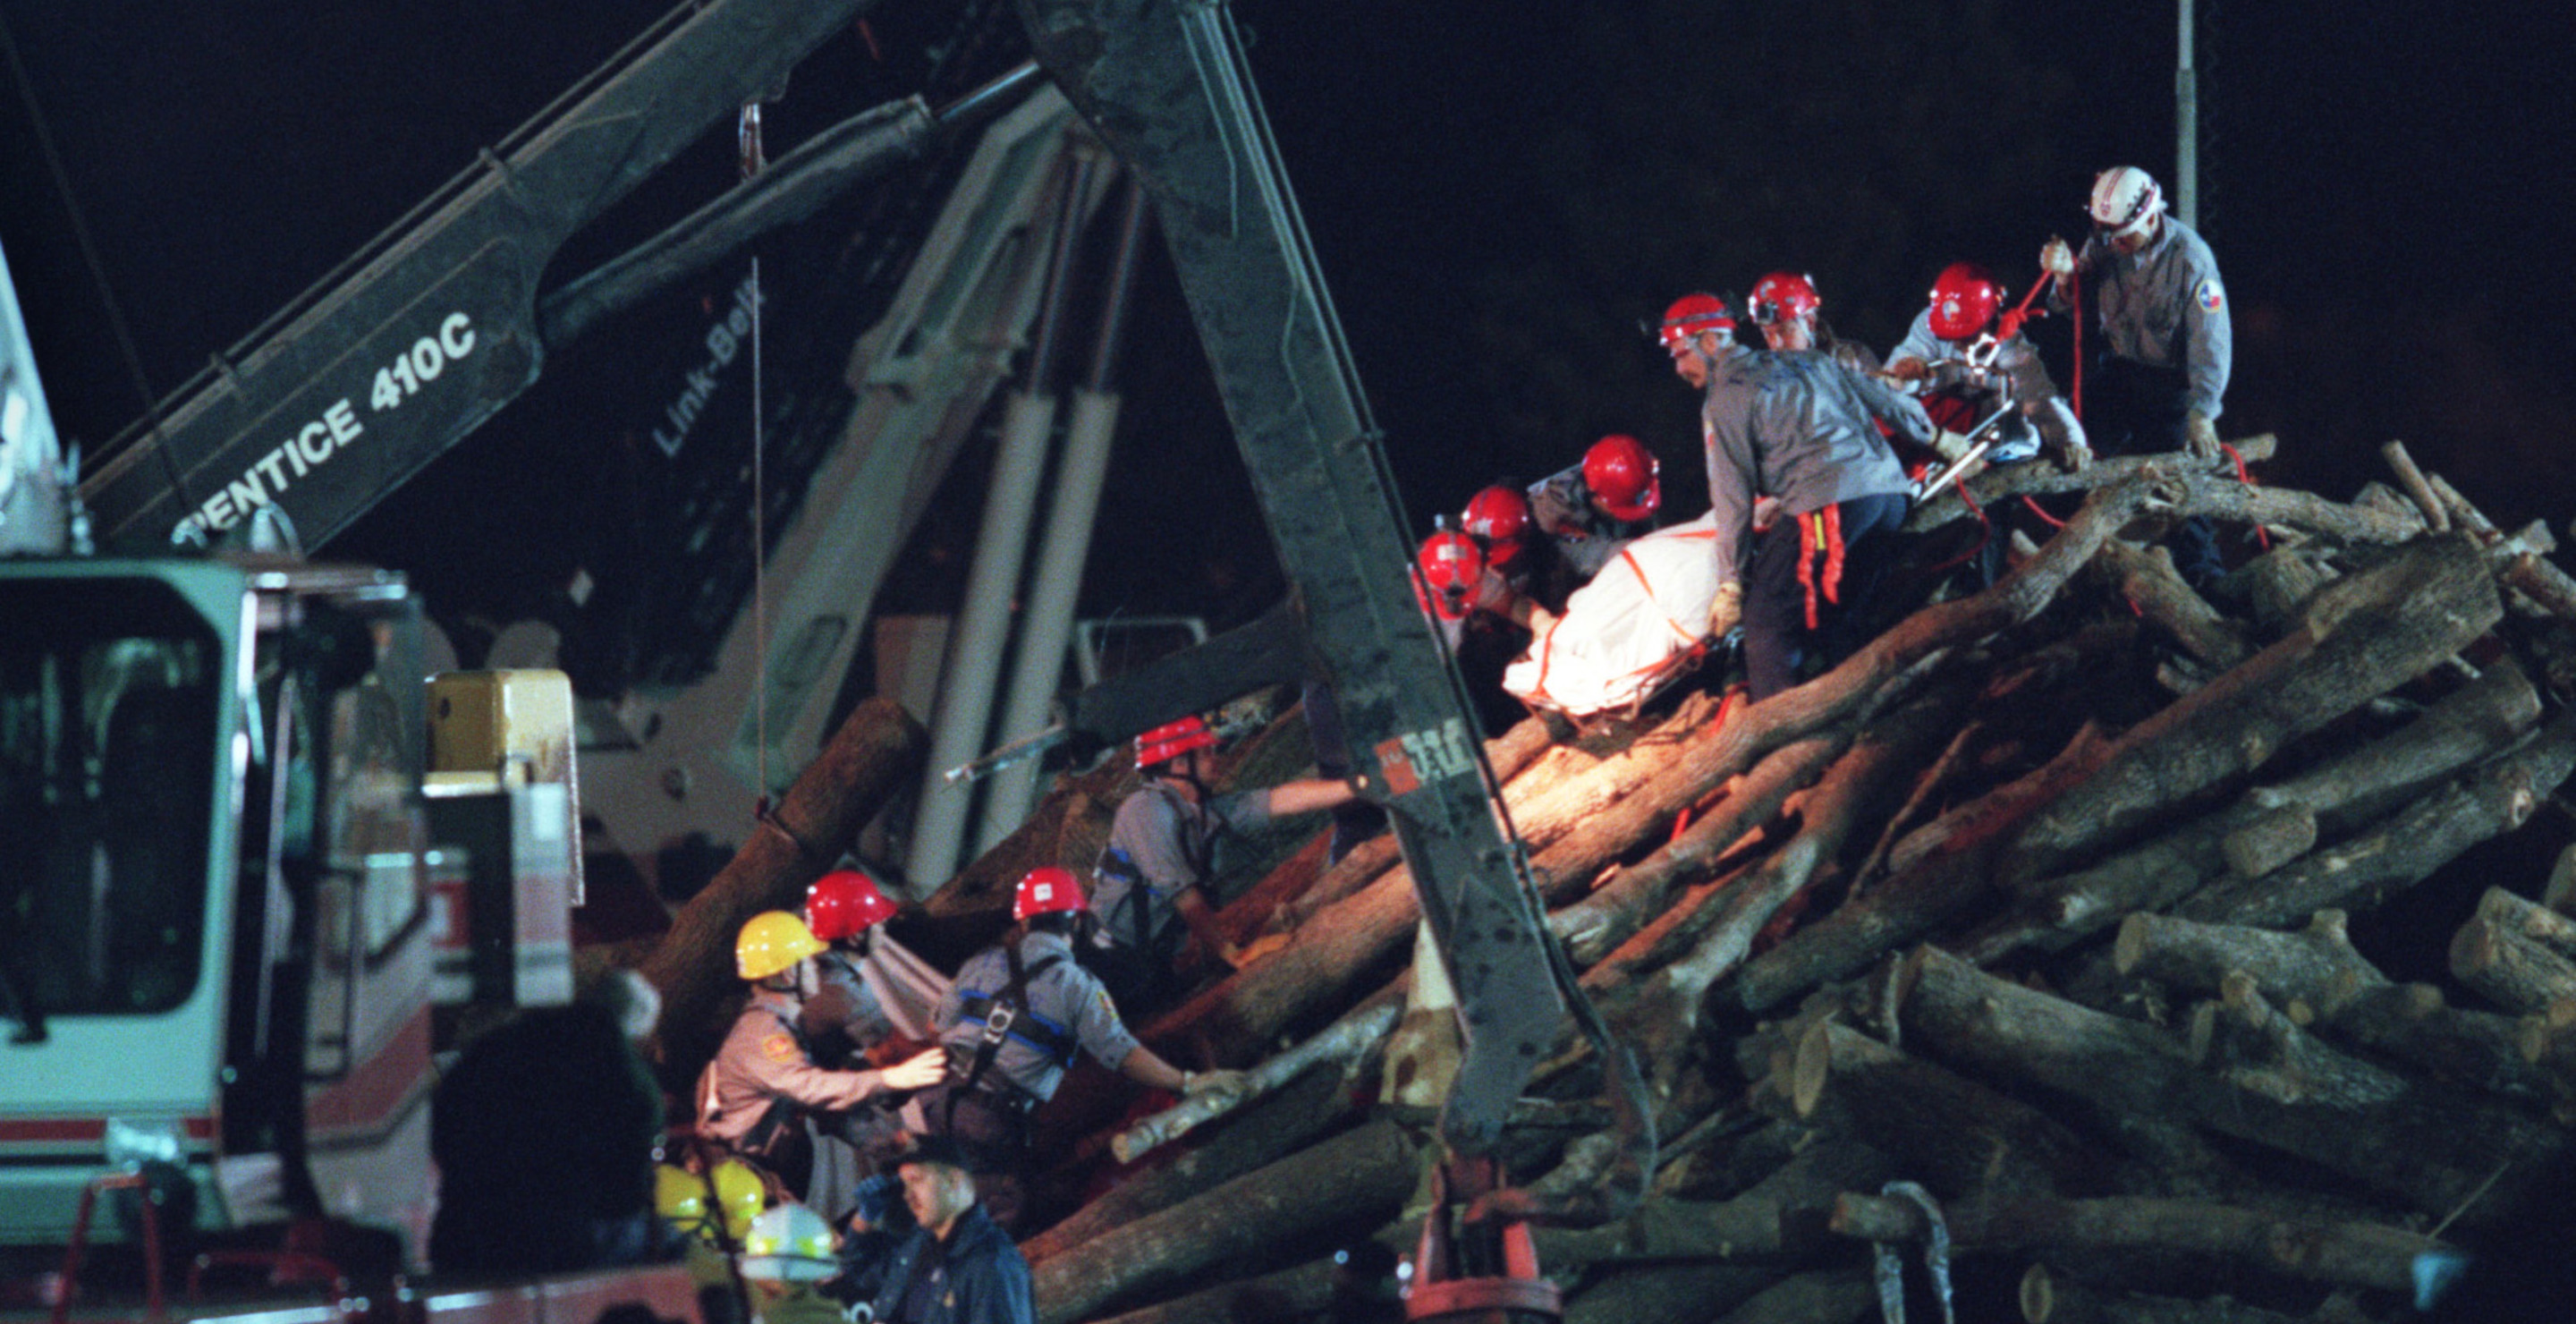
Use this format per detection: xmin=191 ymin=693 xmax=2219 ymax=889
xmin=1553 ymin=732 xmax=1850 ymax=968
xmin=642 ymin=696 xmax=926 ymax=1077
xmin=2114 ymin=912 xmax=2387 ymax=1020
xmin=1905 ymin=436 xmax=2277 ymax=532
xmin=2004 ymin=533 xmax=2504 ymax=886
xmin=2450 ymin=911 xmax=2576 ymax=1015
xmin=2094 ymin=537 xmax=2251 ymax=671
xmin=1022 ymin=1061 xmax=1371 ymax=1264
xmin=1714 ymin=1267 xmax=1877 ymax=1324
xmin=2180 ymin=709 xmax=2576 ymax=927
xmin=1606 ymin=693 xmax=1964 ymax=1075
xmin=1530 ymin=1135 xmax=1890 ymax=1268
xmin=2380 ymin=440 xmax=2451 ymax=532
xmin=1792 ymin=1022 xmax=2127 ymax=1200
xmin=2236 ymin=544 xmax=2342 ymax=639
xmin=1734 ymin=720 xmax=2119 ymax=1013
xmin=1895 ymin=946 xmax=2570 ymax=1221
xmin=2221 ymin=808 xmax=2316 ymax=879
xmin=1030 ymin=1117 xmax=1425 ymax=1324
xmin=1830 ymin=1192 xmax=2441 ymax=1294
xmin=2470 ymin=883 xmax=2576 ymax=963
xmin=2543 ymin=841 xmax=2576 ymax=915
xmin=1976 ymin=660 xmax=2545 ymax=960
xmin=2018 ymin=1264 xmax=2334 ymax=1324
xmin=2187 ymin=973 xmax=2411 ymax=1109
xmin=2115 ymin=911 xmax=2550 ymax=1104
xmin=1082 ymin=1256 xmax=1338 ymax=1324
xmin=1563 ymin=1262 xmax=1784 ymax=1324
xmin=1113 ymin=991 xmax=1399 ymax=1163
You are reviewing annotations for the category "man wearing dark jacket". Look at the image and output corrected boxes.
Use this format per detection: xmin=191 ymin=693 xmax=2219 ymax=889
xmin=861 ymin=1138 xmax=1033 ymax=1324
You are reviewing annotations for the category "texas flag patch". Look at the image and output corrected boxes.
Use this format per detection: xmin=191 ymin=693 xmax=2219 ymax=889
xmin=2197 ymin=278 xmax=2224 ymax=312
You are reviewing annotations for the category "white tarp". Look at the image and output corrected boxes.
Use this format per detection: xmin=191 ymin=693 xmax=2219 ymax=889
xmin=1504 ymin=512 xmax=1722 ymax=717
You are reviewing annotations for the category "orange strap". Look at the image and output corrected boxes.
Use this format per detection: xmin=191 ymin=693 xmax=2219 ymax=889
xmin=1796 ymin=506 xmax=1847 ymax=630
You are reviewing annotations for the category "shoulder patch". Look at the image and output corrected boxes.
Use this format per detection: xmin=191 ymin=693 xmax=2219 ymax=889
xmin=761 ymin=1032 xmax=801 ymax=1065
xmin=2196 ymin=278 xmax=2224 ymax=313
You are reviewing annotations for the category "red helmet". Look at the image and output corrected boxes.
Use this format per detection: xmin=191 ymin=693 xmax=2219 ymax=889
xmin=1416 ymin=528 xmax=1485 ymax=623
xmin=1135 ymin=714 xmax=1218 ymax=770
xmin=1744 ymin=272 xmax=1820 ymax=327
xmin=1582 ymin=434 xmax=1660 ymax=522
xmin=1657 ymin=293 xmax=1736 ymax=350
xmin=1461 ymin=485 xmax=1530 ymax=566
xmin=1928 ymin=262 xmax=2004 ymax=342
xmin=804 ymin=869 xmax=896 ymax=940
xmin=1014 ymin=865 xmax=1086 ymax=921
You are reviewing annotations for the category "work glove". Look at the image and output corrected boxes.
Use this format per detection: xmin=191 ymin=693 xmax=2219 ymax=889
xmin=2184 ymin=409 xmax=2222 ymax=462
xmin=2058 ymin=442 xmax=2094 ymax=474
xmin=1883 ymin=358 xmax=1930 ymax=384
xmin=2039 ymin=236 xmax=2076 ymax=277
xmin=1929 ymin=429 xmax=1977 ymax=464
xmin=1182 ymin=1068 xmax=1249 ymax=1099
xmin=1750 ymin=496 xmax=1781 ymax=532
xmin=1705 ymin=581 xmax=1743 ymax=641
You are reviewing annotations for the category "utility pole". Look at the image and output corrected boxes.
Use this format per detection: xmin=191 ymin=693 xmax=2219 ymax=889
xmin=2176 ymin=0 xmax=2199 ymax=226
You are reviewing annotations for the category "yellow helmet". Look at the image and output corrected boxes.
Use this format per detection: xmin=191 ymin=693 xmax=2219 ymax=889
xmin=736 ymin=911 xmax=826 ymax=981
xmin=656 ymin=1159 xmax=767 ymax=1244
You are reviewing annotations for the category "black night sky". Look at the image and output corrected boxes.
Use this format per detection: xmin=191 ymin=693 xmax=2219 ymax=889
xmin=4 ymin=0 xmax=2573 ymax=666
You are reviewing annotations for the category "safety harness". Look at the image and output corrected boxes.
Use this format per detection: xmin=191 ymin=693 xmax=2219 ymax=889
xmin=948 ymin=944 xmax=1075 ymax=1122
xmin=1794 ymin=505 xmax=1848 ymax=630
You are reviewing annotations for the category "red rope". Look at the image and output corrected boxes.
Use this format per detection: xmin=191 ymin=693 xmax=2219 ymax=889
xmin=2020 ymin=494 xmax=2067 ymax=529
xmin=2068 ymin=269 xmax=2084 ymax=422
xmin=1919 ymin=479 xmax=1992 ymax=580
xmin=2223 ymin=442 xmax=2272 ymax=551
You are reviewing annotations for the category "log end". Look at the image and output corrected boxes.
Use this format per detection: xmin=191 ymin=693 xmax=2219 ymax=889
xmin=2111 ymin=911 xmax=2156 ymax=975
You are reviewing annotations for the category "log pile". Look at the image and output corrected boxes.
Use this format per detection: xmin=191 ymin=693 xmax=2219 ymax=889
xmin=668 ymin=438 xmax=2576 ymax=1322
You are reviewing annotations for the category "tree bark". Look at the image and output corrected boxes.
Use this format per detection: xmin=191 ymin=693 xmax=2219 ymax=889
xmin=1895 ymin=946 xmax=2569 ymax=1221
xmin=642 ymin=696 xmax=926 ymax=1077
xmin=1531 ymin=1134 xmax=1892 ymax=1269
xmin=1973 ymin=659 xmax=2544 ymax=961
xmin=2116 ymin=910 xmax=2549 ymax=1105
xmin=1792 ymin=1022 xmax=2128 ymax=1201
xmin=2180 ymin=709 xmax=2576 ymax=926
xmin=1733 ymin=720 xmax=2119 ymax=1013
xmin=1080 ymin=1257 xmax=1339 ymax=1324
xmin=1553 ymin=732 xmax=1849 ymax=969
xmin=2093 ymin=537 xmax=2250 ymax=672
xmin=1562 ymin=1262 xmax=1784 ymax=1324
xmin=1607 ymin=692 xmax=1962 ymax=1073
xmin=1113 ymin=992 xmax=1400 ymax=1163
xmin=2018 ymin=1263 xmax=2348 ymax=1324
xmin=1030 ymin=1117 xmax=1425 ymax=1324
xmin=2450 ymin=908 xmax=2576 ymax=1014
xmin=1828 ymin=1193 xmax=2441 ymax=1293
xmin=2004 ymin=533 xmax=2503 ymax=886
xmin=1714 ymin=1267 xmax=1877 ymax=1324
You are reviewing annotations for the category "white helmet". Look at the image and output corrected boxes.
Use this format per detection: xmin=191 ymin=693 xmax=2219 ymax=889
xmin=2089 ymin=166 xmax=2164 ymax=242
xmin=739 ymin=1204 xmax=837 ymax=1282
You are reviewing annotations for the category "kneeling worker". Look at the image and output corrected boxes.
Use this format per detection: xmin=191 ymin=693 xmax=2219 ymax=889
xmin=1090 ymin=714 xmax=1361 ymax=1013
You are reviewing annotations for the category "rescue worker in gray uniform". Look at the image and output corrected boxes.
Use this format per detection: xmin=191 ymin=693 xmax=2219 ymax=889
xmin=698 ymin=912 xmax=947 ymax=1195
xmin=910 ymin=867 xmax=1238 ymax=1228
xmin=1662 ymin=292 xmax=1933 ymax=702
xmin=1885 ymin=262 xmax=2091 ymax=471
xmin=1746 ymin=271 xmax=1883 ymax=376
xmin=2042 ymin=165 xmax=2232 ymax=586
xmin=1089 ymin=714 xmax=1360 ymax=1014
xmin=801 ymin=868 xmax=904 ymax=1070
xmin=1525 ymin=433 xmax=1665 ymax=583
